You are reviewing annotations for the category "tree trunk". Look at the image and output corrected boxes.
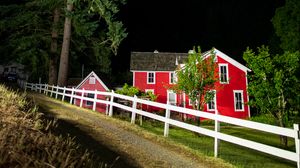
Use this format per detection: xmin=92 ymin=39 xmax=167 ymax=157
xmin=48 ymin=8 xmax=60 ymax=85
xmin=57 ymin=2 xmax=73 ymax=86
xmin=278 ymin=116 xmax=288 ymax=148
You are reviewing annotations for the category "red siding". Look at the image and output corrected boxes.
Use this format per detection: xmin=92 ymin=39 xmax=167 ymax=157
xmin=133 ymin=55 xmax=250 ymax=119
xmin=75 ymin=78 xmax=108 ymax=113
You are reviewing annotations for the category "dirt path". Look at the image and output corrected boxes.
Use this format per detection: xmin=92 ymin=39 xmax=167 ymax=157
xmin=30 ymin=93 xmax=212 ymax=168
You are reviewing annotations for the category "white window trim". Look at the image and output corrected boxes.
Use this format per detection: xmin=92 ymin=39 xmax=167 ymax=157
xmin=169 ymin=71 xmax=177 ymax=84
xmin=86 ymin=93 xmax=94 ymax=106
xmin=207 ymin=90 xmax=216 ymax=111
xmin=145 ymin=89 xmax=154 ymax=94
xmin=167 ymin=90 xmax=177 ymax=105
xmin=219 ymin=64 xmax=229 ymax=84
xmin=234 ymin=90 xmax=244 ymax=111
xmin=147 ymin=72 xmax=156 ymax=84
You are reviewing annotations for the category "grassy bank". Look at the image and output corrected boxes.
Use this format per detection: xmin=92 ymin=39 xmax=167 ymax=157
xmin=0 ymin=85 xmax=104 ymax=167
xmin=135 ymin=119 xmax=296 ymax=168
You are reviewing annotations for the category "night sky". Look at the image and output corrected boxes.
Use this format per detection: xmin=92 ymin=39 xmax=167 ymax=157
xmin=113 ymin=0 xmax=285 ymax=72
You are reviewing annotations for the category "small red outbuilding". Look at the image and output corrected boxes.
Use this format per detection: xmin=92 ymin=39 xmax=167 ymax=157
xmin=74 ymin=71 xmax=109 ymax=113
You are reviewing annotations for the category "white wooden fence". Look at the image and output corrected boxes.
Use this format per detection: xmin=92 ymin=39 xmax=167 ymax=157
xmin=21 ymin=82 xmax=299 ymax=167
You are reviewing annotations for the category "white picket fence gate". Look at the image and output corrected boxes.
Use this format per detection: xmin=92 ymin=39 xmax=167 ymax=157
xmin=20 ymin=82 xmax=299 ymax=167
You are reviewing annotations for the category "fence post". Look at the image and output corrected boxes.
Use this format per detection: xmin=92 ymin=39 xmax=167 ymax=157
xmin=62 ymin=86 xmax=66 ymax=101
xmin=105 ymin=97 xmax=109 ymax=115
xmin=45 ymin=84 xmax=48 ymax=95
xmin=214 ymin=109 xmax=220 ymax=157
xmin=24 ymin=82 xmax=27 ymax=92
xmin=108 ymin=90 xmax=114 ymax=117
xmin=39 ymin=84 xmax=42 ymax=93
xmin=50 ymin=85 xmax=54 ymax=97
xmin=80 ymin=88 xmax=85 ymax=108
xmin=294 ymin=124 xmax=300 ymax=168
xmin=131 ymin=95 xmax=137 ymax=124
xmin=92 ymin=90 xmax=97 ymax=111
xmin=55 ymin=85 xmax=59 ymax=99
xmin=164 ymin=101 xmax=171 ymax=137
xmin=70 ymin=87 xmax=74 ymax=104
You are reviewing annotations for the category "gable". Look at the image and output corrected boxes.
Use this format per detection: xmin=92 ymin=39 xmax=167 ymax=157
xmin=76 ymin=71 xmax=109 ymax=91
xmin=203 ymin=48 xmax=251 ymax=72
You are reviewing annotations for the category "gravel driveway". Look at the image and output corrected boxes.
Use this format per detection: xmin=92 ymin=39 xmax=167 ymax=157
xmin=31 ymin=93 xmax=214 ymax=168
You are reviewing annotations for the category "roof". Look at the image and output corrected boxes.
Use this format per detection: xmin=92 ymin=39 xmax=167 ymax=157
xmin=76 ymin=71 xmax=109 ymax=91
xmin=130 ymin=51 xmax=188 ymax=71
xmin=203 ymin=48 xmax=251 ymax=72
xmin=130 ymin=48 xmax=251 ymax=72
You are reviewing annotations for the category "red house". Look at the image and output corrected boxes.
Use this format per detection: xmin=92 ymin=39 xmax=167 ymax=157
xmin=130 ymin=48 xmax=251 ymax=119
xmin=75 ymin=71 xmax=109 ymax=113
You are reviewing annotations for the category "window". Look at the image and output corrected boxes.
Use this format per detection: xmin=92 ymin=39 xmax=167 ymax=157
xmin=170 ymin=72 xmax=177 ymax=84
xmin=89 ymin=77 xmax=96 ymax=84
xmin=167 ymin=90 xmax=176 ymax=105
xmin=147 ymin=72 xmax=155 ymax=84
xmin=207 ymin=90 xmax=216 ymax=111
xmin=86 ymin=93 xmax=94 ymax=106
xmin=145 ymin=89 xmax=154 ymax=94
xmin=219 ymin=64 xmax=229 ymax=84
xmin=234 ymin=90 xmax=244 ymax=111
xmin=189 ymin=98 xmax=198 ymax=106
xmin=11 ymin=67 xmax=16 ymax=73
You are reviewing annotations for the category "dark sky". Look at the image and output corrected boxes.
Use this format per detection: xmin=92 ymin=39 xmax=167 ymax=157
xmin=113 ymin=0 xmax=285 ymax=72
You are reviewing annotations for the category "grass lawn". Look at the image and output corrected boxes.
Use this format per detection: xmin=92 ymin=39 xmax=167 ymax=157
xmin=136 ymin=119 xmax=296 ymax=168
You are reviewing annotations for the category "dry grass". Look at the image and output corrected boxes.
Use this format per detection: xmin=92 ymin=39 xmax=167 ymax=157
xmin=0 ymin=85 xmax=104 ymax=168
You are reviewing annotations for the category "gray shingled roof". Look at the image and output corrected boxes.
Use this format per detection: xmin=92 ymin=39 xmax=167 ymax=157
xmin=130 ymin=52 xmax=188 ymax=71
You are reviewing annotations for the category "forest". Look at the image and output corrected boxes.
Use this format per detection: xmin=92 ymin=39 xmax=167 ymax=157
xmin=0 ymin=0 xmax=127 ymax=85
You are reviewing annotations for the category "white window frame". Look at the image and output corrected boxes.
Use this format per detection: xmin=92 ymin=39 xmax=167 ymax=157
xmin=234 ymin=90 xmax=244 ymax=111
xmin=89 ymin=77 xmax=96 ymax=84
xmin=147 ymin=72 xmax=155 ymax=84
xmin=219 ymin=64 xmax=229 ymax=84
xmin=86 ymin=93 xmax=94 ymax=106
xmin=145 ymin=89 xmax=154 ymax=94
xmin=169 ymin=71 xmax=177 ymax=84
xmin=167 ymin=90 xmax=176 ymax=105
xmin=206 ymin=90 xmax=216 ymax=111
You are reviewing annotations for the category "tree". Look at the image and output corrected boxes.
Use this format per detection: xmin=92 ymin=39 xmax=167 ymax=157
xmin=57 ymin=1 xmax=73 ymax=86
xmin=171 ymin=47 xmax=218 ymax=125
xmin=243 ymin=46 xmax=300 ymax=147
xmin=0 ymin=1 xmax=52 ymax=81
xmin=57 ymin=0 xmax=127 ymax=86
xmin=272 ymin=0 xmax=300 ymax=52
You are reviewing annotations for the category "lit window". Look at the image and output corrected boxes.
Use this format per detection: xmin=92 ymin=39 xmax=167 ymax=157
xmin=86 ymin=93 xmax=94 ymax=106
xmin=207 ymin=90 xmax=216 ymax=111
xmin=147 ymin=72 xmax=155 ymax=84
xmin=219 ymin=64 xmax=229 ymax=84
xmin=234 ymin=90 xmax=244 ymax=111
xmin=89 ymin=77 xmax=96 ymax=84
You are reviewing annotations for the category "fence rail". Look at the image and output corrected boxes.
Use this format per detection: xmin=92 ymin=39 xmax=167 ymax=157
xmin=19 ymin=81 xmax=300 ymax=167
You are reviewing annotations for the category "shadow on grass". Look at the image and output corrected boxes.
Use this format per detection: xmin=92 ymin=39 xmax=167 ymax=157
xmin=38 ymin=106 xmax=138 ymax=168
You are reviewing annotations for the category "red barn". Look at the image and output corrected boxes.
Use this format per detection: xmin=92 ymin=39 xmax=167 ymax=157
xmin=75 ymin=71 xmax=109 ymax=113
xmin=130 ymin=48 xmax=251 ymax=119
